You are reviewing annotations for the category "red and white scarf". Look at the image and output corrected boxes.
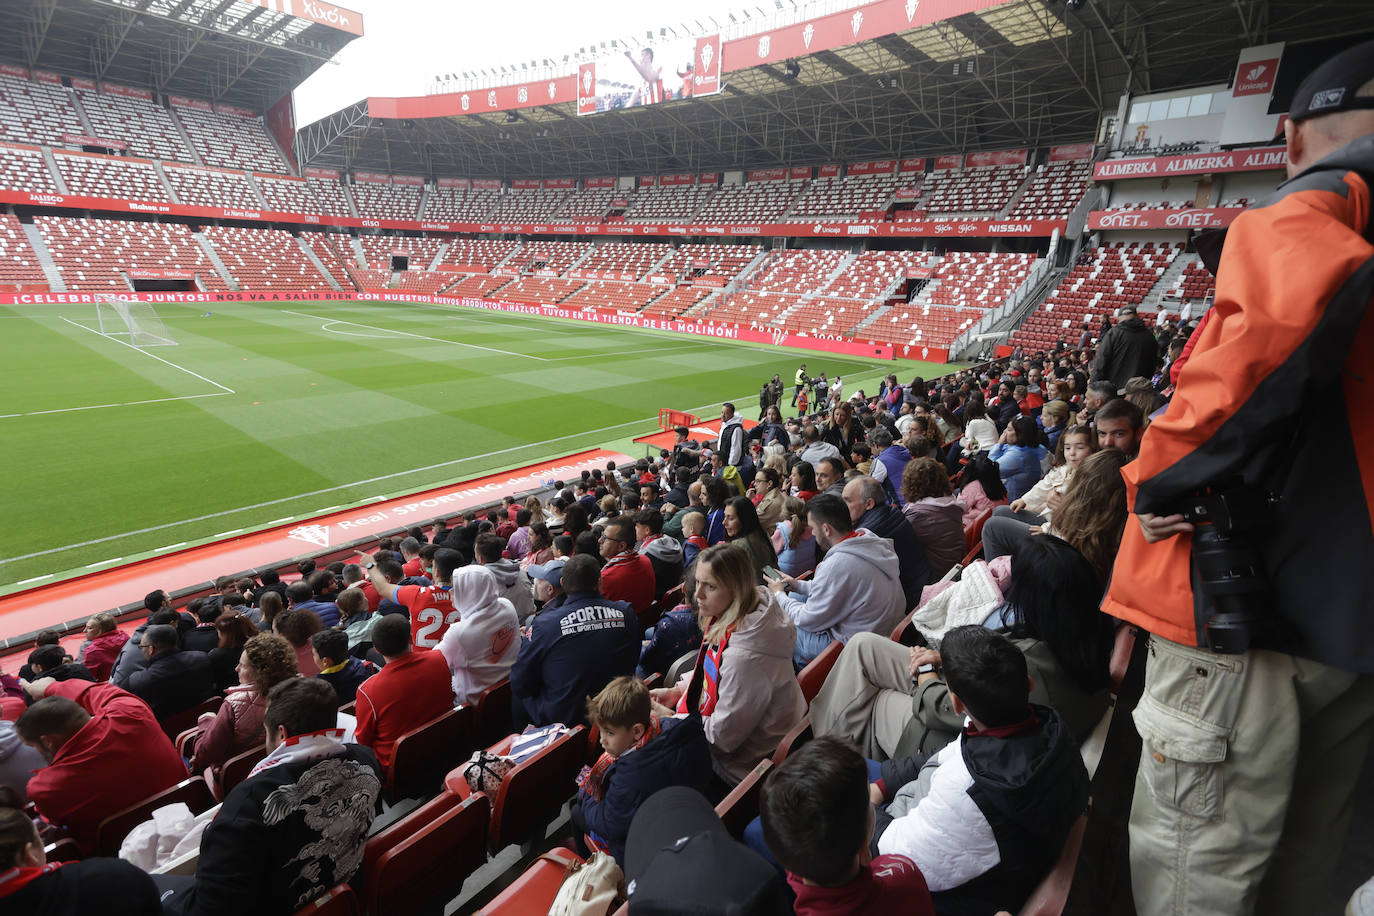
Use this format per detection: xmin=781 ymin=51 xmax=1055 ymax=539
xmin=249 ymin=727 xmax=347 ymax=778
xmin=677 ymin=629 xmax=733 ymax=718
xmin=580 ymin=716 xmax=662 ymax=801
xmin=0 ymin=863 xmax=63 ymax=900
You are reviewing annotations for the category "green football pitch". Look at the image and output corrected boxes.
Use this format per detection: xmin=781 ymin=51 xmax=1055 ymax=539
xmin=0 ymin=298 xmax=957 ymax=591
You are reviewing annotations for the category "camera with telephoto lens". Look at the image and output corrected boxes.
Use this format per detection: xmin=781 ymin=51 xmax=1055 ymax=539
xmin=1177 ymin=487 xmax=1287 ymax=654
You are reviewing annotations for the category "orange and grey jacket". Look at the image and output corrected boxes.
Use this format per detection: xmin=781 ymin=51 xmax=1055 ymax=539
xmin=1102 ymin=133 xmax=1374 ymax=672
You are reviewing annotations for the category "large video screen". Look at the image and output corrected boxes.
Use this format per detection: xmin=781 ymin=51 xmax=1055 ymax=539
xmin=577 ymin=34 xmax=722 ymax=116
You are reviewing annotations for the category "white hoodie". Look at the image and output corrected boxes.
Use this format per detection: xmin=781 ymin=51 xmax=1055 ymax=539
xmin=437 ymin=566 xmax=520 ymax=705
xmin=777 ymin=529 xmax=906 ymax=643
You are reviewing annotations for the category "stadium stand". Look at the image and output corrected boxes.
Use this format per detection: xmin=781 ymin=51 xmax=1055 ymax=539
xmin=708 ymin=249 xmax=850 ymax=327
xmin=163 ymin=164 xmax=262 ymax=210
xmin=446 ymin=273 xmax=517 ymax=297
xmin=74 ymin=87 xmax=192 ymax=163
xmin=560 ymin=279 xmax=672 ymax=313
xmin=789 ymin=171 xmax=911 ymax=217
xmin=553 ymin=186 xmax=618 ymax=220
xmin=298 ymin=231 xmax=357 ymax=290
xmin=201 ymin=225 xmax=334 ymax=290
xmin=622 ymin=182 xmax=713 ymax=222
xmin=506 ymin=240 xmax=593 ymax=274
xmin=638 ymin=285 xmax=715 ymax=318
xmin=421 ymin=184 xmax=501 ymax=221
xmin=1005 ymin=158 xmax=1092 ymax=220
xmin=350 ymin=179 xmax=424 ymax=221
xmin=304 ymin=174 xmax=355 ymax=217
xmin=491 ymin=275 xmax=586 ymax=305
xmin=254 ymin=174 xmax=325 ymax=215
xmin=0 ymin=72 xmax=84 ymax=146
xmin=490 ymin=187 xmax=571 ymax=222
xmin=0 ymin=142 xmax=60 ymax=192
xmin=359 ymin=235 xmax=446 ymax=271
xmin=442 ymin=238 xmax=522 ymax=271
xmin=574 ymin=241 xmax=672 ymax=278
xmin=1171 ymin=255 xmax=1215 ymax=303
xmin=172 ymin=105 xmax=289 ymax=172
xmin=917 ymin=163 xmax=1027 ymax=216
xmin=695 ymin=180 xmax=803 ymax=223
xmin=34 ymin=214 xmax=229 ymax=290
xmin=861 ymin=251 xmax=1039 ymax=348
xmin=0 ymin=213 xmax=48 ymax=291
xmin=53 ymin=151 xmax=170 ymax=202
xmin=655 ymin=242 xmax=763 ymax=284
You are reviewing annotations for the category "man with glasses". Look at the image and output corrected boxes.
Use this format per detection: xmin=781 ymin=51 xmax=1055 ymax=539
xmin=598 ymin=517 xmax=656 ymax=616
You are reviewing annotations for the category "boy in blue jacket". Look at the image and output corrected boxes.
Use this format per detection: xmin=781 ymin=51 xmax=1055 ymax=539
xmin=572 ymin=676 xmax=712 ymax=864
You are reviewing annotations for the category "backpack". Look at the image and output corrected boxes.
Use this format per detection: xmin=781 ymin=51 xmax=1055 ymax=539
xmin=548 ymin=851 xmax=625 ymax=915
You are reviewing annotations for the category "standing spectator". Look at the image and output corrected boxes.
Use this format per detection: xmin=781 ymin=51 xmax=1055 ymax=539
xmin=190 ymin=633 xmax=297 ymax=778
xmin=717 ymin=402 xmax=746 ymax=468
xmin=124 ymin=625 xmax=216 ymax=719
xmin=511 ymin=555 xmax=639 ymax=729
xmin=156 ymin=679 xmax=381 ymax=914
xmin=354 ymin=615 xmax=455 ymax=775
xmin=17 ymin=678 xmax=188 ymax=854
xmin=77 ymin=613 xmax=127 ymax=681
xmin=1091 ymin=306 xmax=1158 ymax=391
xmin=767 ymin=494 xmax=905 ymax=667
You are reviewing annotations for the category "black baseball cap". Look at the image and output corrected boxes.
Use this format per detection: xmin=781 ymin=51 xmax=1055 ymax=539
xmin=624 ymin=787 xmax=790 ymax=915
xmin=1288 ymin=39 xmax=1374 ymax=122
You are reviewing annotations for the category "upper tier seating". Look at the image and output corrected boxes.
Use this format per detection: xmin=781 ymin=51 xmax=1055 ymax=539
xmin=0 ymin=214 xmax=49 ymax=290
xmin=201 ymin=225 xmax=332 ymax=290
xmin=255 ymin=175 xmax=326 ymax=215
xmin=655 ymin=243 xmax=762 ymax=282
xmin=54 ymin=152 xmax=169 ymax=202
xmin=789 ymin=172 xmax=912 ymax=217
xmin=560 ymin=280 xmax=671 ymax=313
xmin=507 ymin=240 xmax=593 ymax=274
xmin=35 ymin=215 xmax=228 ymax=290
xmin=305 ymin=176 xmax=354 ymax=217
xmin=1007 ymin=242 xmax=1182 ymax=352
xmin=359 ymin=235 xmax=446 ymax=270
xmin=0 ymin=74 xmax=84 ymax=146
xmin=173 ymin=106 xmax=288 ymax=172
xmin=1005 ymin=159 xmax=1092 ymax=221
xmin=442 ymin=238 xmax=522 ymax=270
xmin=493 ymin=276 xmax=586 ymax=305
xmin=422 ymin=187 xmax=500 ymax=222
xmin=575 ymin=242 xmax=672 ymax=279
xmin=695 ymin=181 xmax=802 ymax=223
xmin=490 ymin=188 xmax=570 ymax=223
xmin=75 ymin=89 xmax=192 ymax=163
xmin=0 ymin=143 xmax=59 ymax=193
xmin=351 ymin=181 xmax=423 ymax=221
xmin=298 ymin=232 xmax=356 ymax=290
xmin=554 ymin=187 xmax=618 ymax=221
xmin=919 ymin=164 xmax=1026 ymax=215
xmin=623 ymin=184 xmax=713 ymax=222
xmin=163 ymin=165 xmax=261 ymax=210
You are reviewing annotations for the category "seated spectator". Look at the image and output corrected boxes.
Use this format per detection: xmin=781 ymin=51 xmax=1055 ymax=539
xmin=637 ymin=565 xmax=705 ymax=680
xmin=156 ymin=679 xmax=382 ymax=914
xmin=273 ymin=609 xmax=325 ymax=677
xmin=725 ymin=496 xmax=779 ymax=582
xmin=815 ymin=457 xmax=848 ymax=499
xmin=361 ymin=546 xmax=462 ymax=650
xmin=17 ymin=678 xmax=187 ymax=854
xmin=771 ymin=496 xmax=818 ymax=579
xmin=703 ymin=477 xmax=730 ymax=544
xmin=1040 ymin=448 xmax=1131 ymax=586
xmin=768 ymin=495 xmax=906 ymax=668
xmin=900 ymin=458 xmax=967 ymax=580
xmin=311 ymin=629 xmax=376 ymax=706
xmin=336 ymin=587 xmax=377 ymax=657
xmin=287 ymin=574 xmax=340 ymax=629
xmin=957 ymin=399 xmax=999 ymax=456
xmin=354 ymin=615 xmax=456 ymax=775
xmin=635 ymin=509 xmax=684 ymax=599
xmin=790 ymin=461 xmax=819 ymax=502
xmin=111 ymin=602 xmax=184 ymax=683
xmin=436 ymin=564 xmax=519 ymax=705
xmin=750 ymin=467 xmax=786 ymax=532
xmin=572 ymin=676 xmax=712 ymax=865
xmin=650 ymin=544 xmax=805 ymax=787
xmin=1092 ymin=398 xmax=1145 ymax=457
xmin=190 ymin=634 xmax=297 ymax=777
xmin=182 ymin=600 xmax=222 ymax=654
xmin=476 ymin=533 xmax=536 ymax=623
xmin=124 ymin=625 xmax=216 ymax=719
xmin=842 ymin=476 xmax=931 ymax=601
xmin=681 ymin=511 xmax=709 ymax=568
xmin=799 ymin=424 xmax=841 ymax=466
xmin=0 ymin=721 xmax=47 ymax=805
xmin=78 ymin=613 xmax=128 ymax=681
xmin=0 ymin=802 xmax=162 ymax=913
xmin=507 ymin=509 xmax=534 ymax=560
xmin=511 ymin=554 xmax=639 ymax=729
xmin=254 ymin=591 xmax=285 ymax=634
xmin=810 ymin=535 xmax=1114 ymax=759
xmin=988 ymin=417 xmax=1050 ymax=501
xmin=756 ymin=737 xmax=934 ymax=915
xmin=983 ymin=424 xmax=1097 ymax=562
xmin=519 ymin=522 xmax=554 ymax=572
xmin=870 ymin=626 xmax=1088 ymax=915
xmin=26 ymin=645 xmax=94 ymax=684
xmin=1039 ymin=399 xmax=1070 ymax=452
xmin=955 ymin=454 xmax=1009 ymax=527
xmin=598 ymin=517 xmax=657 ymax=615
xmin=19 ymin=630 xmax=61 ymax=682
xmin=399 ymin=536 xmax=426 ymax=579
xmin=208 ymin=612 xmax=257 ymax=692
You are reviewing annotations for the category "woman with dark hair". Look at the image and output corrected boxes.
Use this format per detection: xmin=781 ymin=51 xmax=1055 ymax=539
xmin=988 ymin=416 xmax=1050 ymax=501
xmin=209 ymin=612 xmax=258 ymax=691
xmin=256 ymin=589 xmax=284 ymax=633
xmin=190 ymin=633 xmax=297 ymax=777
xmin=749 ymin=467 xmax=785 ymax=533
xmin=561 ymin=502 xmax=590 ymax=541
xmin=723 ymin=496 xmax=779 ymax=581
xmin=789 ymin=461 xmax=818 ymax=502
xmin=900 ymin=458 xmax=965 ymax=579
xmin=520 ymin=522 xmax=553 ymax=572
xmin=273 ymin=609 xmax=324 ymax=677
xmin=753 ymin=404 xmax=789 ymax=448
xmin=955 ymin=452 xmax=1009 ymax=527
xmin=808 ymin=534 xmax=1114 ymax=760
xmin=703 ymin=476 xmax=730 ymax=545
xmin=573 ymin=529 xmax=604 ymax=565
xmin=957 ymin=397 xmax=998 ymax=457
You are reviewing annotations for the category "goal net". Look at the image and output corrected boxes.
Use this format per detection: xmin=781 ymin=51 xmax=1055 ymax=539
xmin=95 ymin=295 xmax=176 ymax=347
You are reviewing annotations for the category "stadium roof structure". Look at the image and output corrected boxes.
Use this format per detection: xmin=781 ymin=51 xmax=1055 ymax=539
xmin=0 ymin=0 xmax=362 ymax=112
xmin=298 ymin=0 xmax=1372 ymax=180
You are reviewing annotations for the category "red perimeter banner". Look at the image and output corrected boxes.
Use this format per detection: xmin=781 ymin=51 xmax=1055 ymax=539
xmin=1093 ymin=146 xmax=1287 ymax=180
xmin=126 ymin=269 xmax=195 ymax=279
xmin=898 ymin=158 xmax=926 ymax=173
xmin=933 ymin=154 xmax=963 ymax=170
xmin=1048 ymin=142 xmax=1095 ymax=162
xmin=169 ymin=95 xmax=213 ymax=112
xmin=849 ymin=160 xmax=896 ymax=176
xmin=965 ymin=148 xmax=1027 ymax=167
xmin=585 ymin=177 xmax=616 ymax=188
xmin=0 ymin=63 xmax=28 ymax=79
xmin=693 ymin=35 xmax=723 ymax=96
xmin=1087 ymin=207 xmax=1246 ymax=231
xmin=61 ymin=134 xmax=126 ymax=151
xmin=748 ymin=168 xmax=787 ymax=182
xmin=817 ymin=164 xmax=841 ymax=178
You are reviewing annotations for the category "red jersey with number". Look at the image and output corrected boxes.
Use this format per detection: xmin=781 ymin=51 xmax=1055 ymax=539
xmin=394 ymin=584 xmax=459 ymax=649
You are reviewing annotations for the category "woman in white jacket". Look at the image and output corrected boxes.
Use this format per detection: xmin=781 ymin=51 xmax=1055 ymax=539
xmin=650 ymin=543 xmax=806 ymax=787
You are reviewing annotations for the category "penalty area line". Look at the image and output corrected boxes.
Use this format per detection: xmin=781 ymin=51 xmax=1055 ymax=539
xmin=0 ymin=391 xmax=230 ymax=419
xmin=281 ymin=309 xmax=549 ymax=362
xmin=59 ymin=317 xmax=237 ymax=394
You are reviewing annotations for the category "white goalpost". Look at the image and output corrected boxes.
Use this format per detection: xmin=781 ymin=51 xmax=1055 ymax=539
xmin=95 ymin=294 xmax=177 ymax=347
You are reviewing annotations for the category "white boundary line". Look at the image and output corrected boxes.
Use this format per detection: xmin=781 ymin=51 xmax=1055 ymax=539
xmin=0 ymin=391 xmax=230 ymax=419
xmin=281 ymin=309 xmax=549 ymax=361
xmin=60 ymin=317 xmax=236 ymax=393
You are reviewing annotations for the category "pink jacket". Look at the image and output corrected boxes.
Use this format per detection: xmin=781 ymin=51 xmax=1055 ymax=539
xmin=192 ymin=685 xmax=266 ymax=774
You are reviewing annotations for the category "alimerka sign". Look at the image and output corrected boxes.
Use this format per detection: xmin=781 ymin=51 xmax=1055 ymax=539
xmin=1093 ymin=147 xmax=1287 ymax=180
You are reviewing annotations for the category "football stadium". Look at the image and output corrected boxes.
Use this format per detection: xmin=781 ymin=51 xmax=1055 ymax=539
xmin=0 ymin=0 xmax=1371 ymax=912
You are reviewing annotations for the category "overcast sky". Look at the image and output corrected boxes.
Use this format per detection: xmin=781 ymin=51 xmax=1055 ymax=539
xmin=293 ymin=0 xmax=773 ymax=126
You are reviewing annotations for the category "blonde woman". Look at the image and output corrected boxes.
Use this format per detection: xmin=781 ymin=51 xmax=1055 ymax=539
xmin=524 ymin=495 xmax=546 ymax=526
xmin=649 ymin=543 xmax=805 ymax=786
